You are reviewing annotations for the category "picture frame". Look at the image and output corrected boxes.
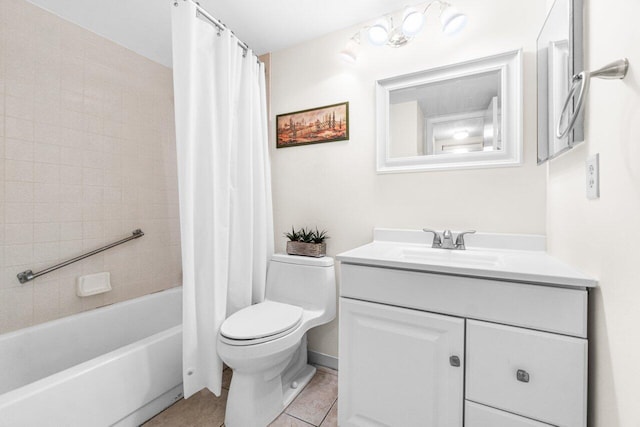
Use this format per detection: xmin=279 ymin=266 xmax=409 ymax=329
xmin=276 ymin=102 xmax=349 ymax=148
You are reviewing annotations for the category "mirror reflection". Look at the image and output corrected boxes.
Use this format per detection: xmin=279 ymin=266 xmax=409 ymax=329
xmin=388 ymin=71 xmax=502 ymax=158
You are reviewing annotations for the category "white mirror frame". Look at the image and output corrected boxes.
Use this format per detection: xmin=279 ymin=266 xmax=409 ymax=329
xmin=376 ymin=49 xmax=523 ymax=173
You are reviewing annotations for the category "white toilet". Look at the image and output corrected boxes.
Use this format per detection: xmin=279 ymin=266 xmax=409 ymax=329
xmin=217 ymin=253 xmax=336 ymax=427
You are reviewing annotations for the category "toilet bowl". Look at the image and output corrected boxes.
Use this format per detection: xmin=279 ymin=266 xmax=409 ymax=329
xmin=217 ymin=254 xmax=336 ymax=427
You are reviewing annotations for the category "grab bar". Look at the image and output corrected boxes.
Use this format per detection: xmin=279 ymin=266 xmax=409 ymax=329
xmin=556 ymin=58 xmax=629 ymax=139
xmin=17 ymin=229 xmax=144 ymax=284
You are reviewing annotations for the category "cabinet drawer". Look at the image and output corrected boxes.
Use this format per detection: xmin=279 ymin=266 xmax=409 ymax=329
xmin=466 ymin=320 xmax=587 ymax=426
xmin=341 ymin=264 xmax=588 ymax=337
xmin=465 ymin=401 xmax=553 ymax=427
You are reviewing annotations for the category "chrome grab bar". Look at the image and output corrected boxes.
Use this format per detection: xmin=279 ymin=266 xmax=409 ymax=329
xmin=17 ymin=229 xmax=144 ymax=284
xmin=556 ymin=58 xmax=629 ymax=139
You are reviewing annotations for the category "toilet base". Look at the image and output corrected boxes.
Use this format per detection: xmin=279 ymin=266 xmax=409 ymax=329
xmin=223 ymin=336 xmax=317 ymax=427
xmin=281 ymin=363 xmax=315 ymax=410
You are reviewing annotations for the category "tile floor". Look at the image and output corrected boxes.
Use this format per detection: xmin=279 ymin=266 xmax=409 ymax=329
xmin=144 ymin=365 xmax=338 ymax=427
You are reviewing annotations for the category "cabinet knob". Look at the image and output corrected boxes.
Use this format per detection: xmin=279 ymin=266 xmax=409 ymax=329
xmin=516 ymin=369 xmax=530 ymax=383
xmin=449 ymin=355 xmax=461 ymax=367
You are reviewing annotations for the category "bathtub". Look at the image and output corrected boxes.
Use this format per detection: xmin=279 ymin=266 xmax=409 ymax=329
xmin=0 ymin=287 xmax=183 ymax=427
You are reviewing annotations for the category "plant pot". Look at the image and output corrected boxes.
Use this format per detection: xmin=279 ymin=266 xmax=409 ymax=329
xmin=286 ymin=241 xmax=326 ymax=258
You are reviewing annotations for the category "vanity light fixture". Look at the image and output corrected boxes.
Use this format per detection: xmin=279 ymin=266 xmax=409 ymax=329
xmin=341 ymin=1 xmax=468 ymax=63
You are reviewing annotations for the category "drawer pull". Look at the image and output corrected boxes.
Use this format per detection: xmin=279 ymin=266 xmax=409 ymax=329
xmin=449 ymin=355 xmax=461 ymax=367
xmin=516 ymin=369 xmax=530 ymax=383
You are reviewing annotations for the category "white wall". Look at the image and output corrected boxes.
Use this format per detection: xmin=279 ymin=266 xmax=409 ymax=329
xmin=546 ymin=0 xmax=640 ymax=424
xmin=270 ymin=0 xmax=547 ymax=357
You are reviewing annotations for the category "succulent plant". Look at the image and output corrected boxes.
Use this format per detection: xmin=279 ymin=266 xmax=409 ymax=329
xmin=284 ymin=226 xmax=301 ymax=242
xmin=311 ymin=228 xmax=329 ymax=243
xmin=284 ymin=227 xmax=330 ymax=243
xmin=299 ymin=227 xmax=315 ymax=243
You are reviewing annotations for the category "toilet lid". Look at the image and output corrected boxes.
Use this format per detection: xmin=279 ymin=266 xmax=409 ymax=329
xmin=220 ymin=301 xmax=303 ymax=341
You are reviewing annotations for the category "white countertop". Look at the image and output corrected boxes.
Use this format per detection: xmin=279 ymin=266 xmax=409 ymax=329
xmin=336 ymin=229 xmax=597 ymax=289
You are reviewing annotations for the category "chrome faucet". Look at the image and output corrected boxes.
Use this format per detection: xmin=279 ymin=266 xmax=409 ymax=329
xmin=423 ymin=229 xmax=476 ymax=250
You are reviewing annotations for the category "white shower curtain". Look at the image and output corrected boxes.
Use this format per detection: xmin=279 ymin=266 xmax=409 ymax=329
xmin=171 ymin=0 xmax=273 ymax=398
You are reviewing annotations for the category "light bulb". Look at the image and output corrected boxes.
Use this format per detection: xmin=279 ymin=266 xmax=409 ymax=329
xmin=440 ymin=6 xmax=467 ymax=35
xmin=402 ymin=7 xmax=425 ymax=37
xmin=453 ymin=130 xmax=469 ymax=140
xmin=368 ymin=17 xmax=391 ymax=46
xmin=339 ymin=38 xmax=360 ymax=63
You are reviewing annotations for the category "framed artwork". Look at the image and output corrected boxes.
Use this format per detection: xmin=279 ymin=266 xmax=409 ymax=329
xmin=276 ymin=102 xmax=349 ymax=148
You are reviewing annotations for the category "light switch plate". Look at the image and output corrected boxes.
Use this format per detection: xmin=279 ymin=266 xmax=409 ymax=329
xmin=586 ymin=154 xmax=600 ymax=199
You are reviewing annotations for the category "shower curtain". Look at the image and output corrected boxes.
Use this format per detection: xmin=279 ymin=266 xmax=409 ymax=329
xmin=171 ymin=0 xmax=273 ymax=398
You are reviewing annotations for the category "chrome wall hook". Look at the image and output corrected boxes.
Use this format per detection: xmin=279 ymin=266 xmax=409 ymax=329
xmin=556 ymin=58 xmax=629 ymax=139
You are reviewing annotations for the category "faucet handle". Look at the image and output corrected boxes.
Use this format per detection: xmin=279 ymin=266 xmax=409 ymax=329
xmin=422 ymin=229 xmax=442 ymax=248
xmin=454 ymin=230 xmax=476 ymax=250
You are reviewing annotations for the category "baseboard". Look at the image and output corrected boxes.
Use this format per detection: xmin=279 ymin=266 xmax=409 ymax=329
xmin=308 ymin=350 xmax=338 ymax=371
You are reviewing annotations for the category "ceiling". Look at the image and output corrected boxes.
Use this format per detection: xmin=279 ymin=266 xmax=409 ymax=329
xmin=390 ymin=71 xmax=502 ymax=118
xmin=26 ymin=0 xmax=414 ymax=68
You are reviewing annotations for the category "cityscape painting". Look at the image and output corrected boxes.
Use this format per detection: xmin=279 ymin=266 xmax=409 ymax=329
xmin=276 ymin=102 xmax=349 ymax=148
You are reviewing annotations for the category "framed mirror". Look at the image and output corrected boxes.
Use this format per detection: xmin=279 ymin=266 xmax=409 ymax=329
xmin=536 ymin=0 xmax=584 ymax=164
xmin=376 ymin=50 xmax=522 ymax=173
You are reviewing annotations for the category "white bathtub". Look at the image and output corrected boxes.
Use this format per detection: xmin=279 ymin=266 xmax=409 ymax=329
xmin=0 ymin=287 xmax=183 ymax=427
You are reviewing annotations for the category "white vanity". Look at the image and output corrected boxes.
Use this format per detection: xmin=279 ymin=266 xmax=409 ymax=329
xmin=336 ymin=229 xmax=596 ymax=427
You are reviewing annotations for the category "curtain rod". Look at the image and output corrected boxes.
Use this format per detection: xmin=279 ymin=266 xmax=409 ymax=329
xmin=179 ymin=0 xmax=261 ymax=62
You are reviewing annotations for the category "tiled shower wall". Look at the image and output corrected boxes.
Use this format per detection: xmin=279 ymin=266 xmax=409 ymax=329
xmin=0 ymin=0 xmax=182 ymax=334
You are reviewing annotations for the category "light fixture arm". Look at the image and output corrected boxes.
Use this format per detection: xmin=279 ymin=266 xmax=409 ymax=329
xmin=421 ymin=0 xmax=451 ymax=16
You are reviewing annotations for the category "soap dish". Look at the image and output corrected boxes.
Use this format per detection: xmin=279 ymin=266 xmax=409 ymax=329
xmin=77 ymin=272 xmax=112 ymax=297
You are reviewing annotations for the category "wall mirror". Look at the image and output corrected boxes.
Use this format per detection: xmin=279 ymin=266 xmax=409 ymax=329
xmin=376 ymin=50 xmax=522 ymax=173
xmin=537 ymin=0 xmax=583 ymax=164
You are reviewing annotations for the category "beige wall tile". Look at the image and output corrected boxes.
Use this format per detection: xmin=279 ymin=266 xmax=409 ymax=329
xmin=4 ymin=244 xmax=33 ymax=267
xmin=33 ymin=278 xmax=59 ymax=324
xmin=5 ymin=159 xmax=34 ymax=182
xmin=5 ymin=203 xmax=34 ymax=224
xmin=4 ymin=223 xmax=33 ymax=244
xmin=0 ymin=0 xmax=180 ymax=334
xmin=5 ymin=138 xmax=34 ymax=161
xmin=33 ymin=162 xmax=59 ymax=183
xmin=33 ymin=241 xmax=59 ymax=264
xmin=0 ymin=284 xmax=33 ymax=333
xmin=5 ymin=181 xmax=33 ymax=202
xmin=5 ymin=117 xmax=33 ymax=141
xmin=33 ymin=143 xmax=61 ymax=163
xmin=34 ymin=222 xmax=60 ymax=242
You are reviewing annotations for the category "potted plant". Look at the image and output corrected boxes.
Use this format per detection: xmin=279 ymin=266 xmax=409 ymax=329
xmin=285 ymin=227 xmax=329 ymax=257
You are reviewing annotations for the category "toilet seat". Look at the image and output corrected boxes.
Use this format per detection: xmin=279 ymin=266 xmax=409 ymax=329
xmin=220 ymin=301 xmax=303 ymax=346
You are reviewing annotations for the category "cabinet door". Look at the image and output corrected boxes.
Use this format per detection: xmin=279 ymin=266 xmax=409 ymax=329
xmin=338 ymin=298 xmax=464 ymax=427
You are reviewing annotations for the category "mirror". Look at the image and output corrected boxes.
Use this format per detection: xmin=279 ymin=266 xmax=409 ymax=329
xmin=376 ymin=50 xmax=522 ymax=173
xmin=537 ymin=0 xmax=584 ymax=164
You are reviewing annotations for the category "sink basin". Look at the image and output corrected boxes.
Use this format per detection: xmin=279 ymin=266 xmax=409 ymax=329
xmin=400 ymin=247 xmax=503 ymax=268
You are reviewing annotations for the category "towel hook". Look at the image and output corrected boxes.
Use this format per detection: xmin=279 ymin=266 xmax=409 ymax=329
xmin=556 ymin=58 xmax=629 ymax=140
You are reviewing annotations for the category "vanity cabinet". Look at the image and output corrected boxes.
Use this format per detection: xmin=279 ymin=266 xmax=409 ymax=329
xmin=338 ymin=263 xmax=589 ymax=427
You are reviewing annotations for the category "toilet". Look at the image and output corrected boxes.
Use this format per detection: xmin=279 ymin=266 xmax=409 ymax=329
xmin=217 ymin=253 xmax=336 ymax=427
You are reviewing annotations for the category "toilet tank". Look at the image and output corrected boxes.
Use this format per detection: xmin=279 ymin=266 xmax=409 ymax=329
xmin=266 ymin=254 xmax=336 ymax=315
